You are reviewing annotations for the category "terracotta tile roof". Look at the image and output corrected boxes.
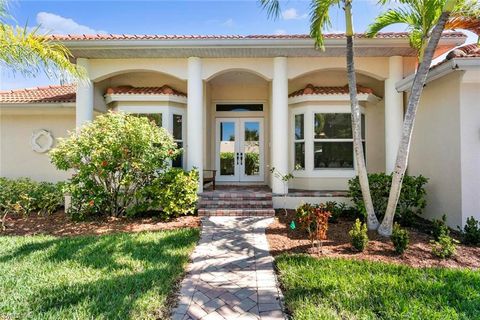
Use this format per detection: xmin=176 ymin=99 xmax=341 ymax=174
xmin=0 ymin=84 xmax=76 ymax=104
xmin=49 ymin=32 xmax=466 ymax=41
xmin=289 ymin=84 xmax=374 ymax=98
xmin=105 ymin=85 xmax=187 ymax=97
xmin=446 ymin=43 xmax=480 ymax=59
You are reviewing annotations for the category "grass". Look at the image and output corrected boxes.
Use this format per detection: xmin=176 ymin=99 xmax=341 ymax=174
xmin=276 ymin=254 xmax=480 ymax=320
xmin=0 ymin=229 xmax=199 ymax=320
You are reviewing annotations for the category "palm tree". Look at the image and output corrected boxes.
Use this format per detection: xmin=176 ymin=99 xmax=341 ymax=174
xmin=366 ymin=0 xmax=479 ymax=236
xmin=0 ymin=0 xmax=84 ymax=80
xmin=260 ymin=0 xmax=380 ymax=230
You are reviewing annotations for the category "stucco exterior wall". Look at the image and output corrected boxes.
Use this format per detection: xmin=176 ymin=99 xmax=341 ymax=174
xmin=460 ymin=79 xmax=480 ymax=225
xmin=0 ymin=113 xmax=75 ymax=182
xmin=409 ymin=72 xmax=463 ymax=228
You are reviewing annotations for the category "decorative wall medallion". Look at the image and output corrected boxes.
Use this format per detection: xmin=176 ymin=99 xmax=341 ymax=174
xmin=31 ymin=129 xmax=54 ymax=153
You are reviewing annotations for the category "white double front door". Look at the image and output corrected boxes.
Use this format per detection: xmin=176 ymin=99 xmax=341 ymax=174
xmin=215 ymin=118 xmax=264 ymax=182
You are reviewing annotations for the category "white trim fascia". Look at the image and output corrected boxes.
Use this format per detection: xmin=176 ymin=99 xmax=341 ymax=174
xmin=396 ymin=58 xmax=480 ymax=92
xmin=288 ymin=93 xmax=376 ymax=105
xmin=0 ymin=102 xmax=75 ymax=109
xmin=62 ymin=36 xmax=464 ymax=52
xmin=104 ymin=94 xmax=187 ymax=104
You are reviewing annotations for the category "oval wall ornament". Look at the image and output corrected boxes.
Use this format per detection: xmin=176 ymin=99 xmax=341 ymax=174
xmin=31 ymin=129 xmax=54 ymax=153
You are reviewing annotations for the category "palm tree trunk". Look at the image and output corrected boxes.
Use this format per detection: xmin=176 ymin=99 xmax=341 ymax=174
xmin=344 ymin=1 xmax=379 ymax=230
xmin=378 ymin=5 xmax=456 ymax=236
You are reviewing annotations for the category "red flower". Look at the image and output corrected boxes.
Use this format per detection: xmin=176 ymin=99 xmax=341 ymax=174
xmin=101 ymin=160 xmax=108 ymax=167
xmin=168 ymin=149 xmax=174 ymax=155
xmin=89 ymin=200 xmax=94 ymax=207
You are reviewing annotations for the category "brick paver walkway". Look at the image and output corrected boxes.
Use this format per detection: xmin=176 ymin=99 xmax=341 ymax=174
xmin=171 ymin=216 xmax=285 ymax=320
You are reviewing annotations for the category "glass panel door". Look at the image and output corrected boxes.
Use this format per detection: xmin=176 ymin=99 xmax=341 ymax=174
xmin=216 ymin=119 xmax=239 ymax=181
xmin=216 ymin=118 xmax=264 ymax=182
xmin=240 ymin=119 xmax=264 ymax=182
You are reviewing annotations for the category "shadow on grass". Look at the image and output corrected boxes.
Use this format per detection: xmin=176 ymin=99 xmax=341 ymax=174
xmin=0 ymin=229 xmax=199 ymax=319
xmin=276 ymin=254 xmax=480 ymax=319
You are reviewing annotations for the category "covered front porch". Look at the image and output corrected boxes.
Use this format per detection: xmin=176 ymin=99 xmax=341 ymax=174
xmin=74 ymin=55 xmax=407 ymax=196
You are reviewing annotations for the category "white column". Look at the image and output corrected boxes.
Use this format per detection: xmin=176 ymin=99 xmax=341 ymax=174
xmin=75 ymin=58 xmax=94 ymax=129
xmin=270 ymin=57 xmax=289 ymax=194
xmin=187 ymin=57 xmax=204 ymax=192
xmin=384 ymin=56 xmax=404 ymax=173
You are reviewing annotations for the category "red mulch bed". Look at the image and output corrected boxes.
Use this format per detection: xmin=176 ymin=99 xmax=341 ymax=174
xmin=267 ymin=210 xmax=480 ymax=269
xmin=1 ymin=211 xmax=200 ymax=237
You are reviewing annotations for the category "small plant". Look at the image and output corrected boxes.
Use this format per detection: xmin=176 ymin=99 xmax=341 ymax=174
xmin=270 ymin=165 xmax=300 ymax=215
xmin=349 ymin=218 xmax=369 ymax=252
xmin=296 ymin=203 xmax=331 ymax=252
xmin=325 ymin=201 xmax=347 ymax=223
xmin=431 ymin=233 xmax=459 ymax=259
xmin=458 ymin=216 xmax=480 ymax=246
xmin=432 ymin=214 xmax=450 ymax=241
xmin=391 ymin=223 xmax=409 ymax=254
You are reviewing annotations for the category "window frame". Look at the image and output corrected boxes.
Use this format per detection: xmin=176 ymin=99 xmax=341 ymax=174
xmin=290 ymin=104 xmax=366 ymax=178
xmin=114 ymin=104 xmax=187 ymax=169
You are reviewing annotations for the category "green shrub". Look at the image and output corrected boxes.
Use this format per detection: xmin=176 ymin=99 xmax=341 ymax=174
xmin=155 ymin=168 xmax=198 ymax=218
xmin=431 ymin=233 xmax=459 ymax=259
xmin=50 ymin=112 xmax=193 ymax=220
xmin=325 ymin=201 xmax=347 ymax=223
xmin=0 ymin=178 xmax=64 ymax=229
xmin=432 ymin=214 xmax=450 ymax=241
xmin=391 ymin=223 xmax=409 ymax=254
xmin=458 ymin=216 xmax=480 ymax=246
xmin=348 ymin=173 xmax=428 ymax=224
xmin=349 ymin=219 xmax=369 ymax=252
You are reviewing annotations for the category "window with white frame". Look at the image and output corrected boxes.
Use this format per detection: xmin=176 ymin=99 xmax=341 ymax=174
xmin=171 ymin=114 xmax=184 ymax=168
xmin=128 ymin=109 xmax=186 ymax=169
xmin=294 ymin=114 xmax=305 ymax=169
xmin=292 ymin=107 xmax=365 ymax=174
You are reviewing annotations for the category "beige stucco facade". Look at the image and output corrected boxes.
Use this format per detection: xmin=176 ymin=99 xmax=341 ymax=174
xmin=408 ymin=66 xmax=480 ymax=228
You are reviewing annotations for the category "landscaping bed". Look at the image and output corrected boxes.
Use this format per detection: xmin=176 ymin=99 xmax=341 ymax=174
xmin=267 ymin=210 xmax=480 ymax=269
xmin=0 ymin=228 xmax=199 ymax=319
xmin=275 ymin=254 xmax=480 ymax=320
xmin=1 ymin=210 xmax=200 ymax=237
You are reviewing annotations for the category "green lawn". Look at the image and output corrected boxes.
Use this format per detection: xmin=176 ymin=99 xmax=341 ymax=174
xmin=0 ymin=229 xmax=199 ymax=320
xmin=276 ymin=254 xmax=480 ymax=320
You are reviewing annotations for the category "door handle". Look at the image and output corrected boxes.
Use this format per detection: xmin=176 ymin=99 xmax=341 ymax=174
xmin=236 ymin=152 xmax=240 ymax=165
xmin=240 ymin=153 xmax=243 ymax=165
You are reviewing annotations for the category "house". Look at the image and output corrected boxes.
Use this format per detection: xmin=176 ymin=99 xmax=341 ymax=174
xmin=1 ymin=32 xmax=477 ymax=227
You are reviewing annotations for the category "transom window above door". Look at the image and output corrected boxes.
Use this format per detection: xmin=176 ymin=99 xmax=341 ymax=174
xmin=292 ymin=107 xmax=365 ymax=177
xmin=216 ymin=104 xmax=263 ymax=112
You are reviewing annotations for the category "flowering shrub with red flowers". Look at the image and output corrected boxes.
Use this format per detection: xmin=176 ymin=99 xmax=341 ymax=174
xmin=50 ymin=112 xmax=197 ymax=220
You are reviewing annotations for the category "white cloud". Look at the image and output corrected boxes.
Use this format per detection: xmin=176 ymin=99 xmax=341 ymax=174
xmin=281 ymin=8 xmax=307 ymax=20
xmin=222 ymin=18 xmax=235 ymax=28
xmin=35 ymin=12 xmax=107 ymax=35
xmin=274 ymin=29 xmax=287 ymax=35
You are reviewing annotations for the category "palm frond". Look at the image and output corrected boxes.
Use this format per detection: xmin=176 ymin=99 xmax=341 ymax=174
xmin=258 ymin=0 xmax=281 ymax=20
xmin=0 ymin=24 xmax=86 ymax=81
xmin=310 ymin=0 xmax=339 ymax=50
xmin=0 ymin=0 xmax=10 ymax=22
xmin=365 ymin=8 xmax=414 ymax=38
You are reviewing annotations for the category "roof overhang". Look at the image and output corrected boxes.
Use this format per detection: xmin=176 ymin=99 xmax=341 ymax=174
xmin=104 ymin=94 xmax=187 ymax=104
xmin=396 ymin=58 xmax=480 ymax=92
xmin=0 ymin=102 xmax=75 ymax=115
xmin=288 ymin=93 xmax=380 ymax=104
xmin=62 ymin=36 xmax=466 ymax=59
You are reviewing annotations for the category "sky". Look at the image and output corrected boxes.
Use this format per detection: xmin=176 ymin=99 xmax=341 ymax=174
xmin=0 ymin=0 xmax=477 ymax=90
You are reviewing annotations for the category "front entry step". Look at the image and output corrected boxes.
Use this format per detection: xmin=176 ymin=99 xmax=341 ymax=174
xmin=198 ymin=185 xmax=275 ymax=217
xmin=198 ymin=208 xmax=275 ymax=216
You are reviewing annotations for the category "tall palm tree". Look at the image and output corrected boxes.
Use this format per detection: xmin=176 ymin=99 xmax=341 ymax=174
xmin=260 ymin=0 xmax=380 ymax=230
xmin=0 ymin=0 xmax=84 ymax=80
xmin=366 ymin=0 xmax=479 ymax=236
